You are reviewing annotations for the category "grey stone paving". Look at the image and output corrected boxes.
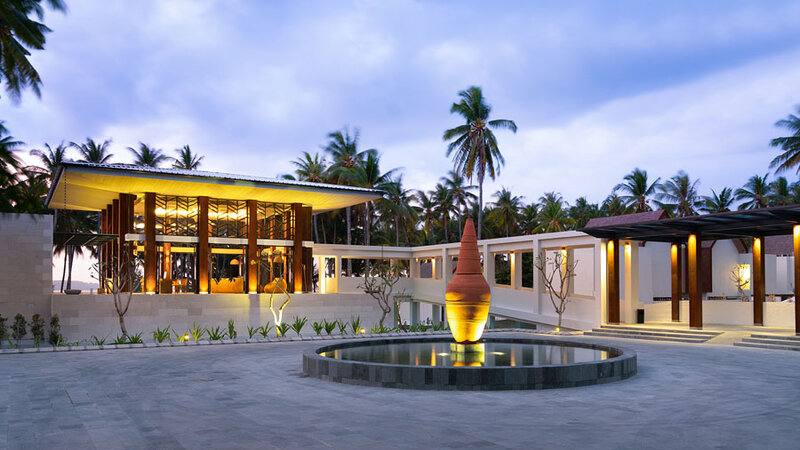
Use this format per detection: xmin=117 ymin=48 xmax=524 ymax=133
xmin=2 ymin=332 xmax=799 ymax=449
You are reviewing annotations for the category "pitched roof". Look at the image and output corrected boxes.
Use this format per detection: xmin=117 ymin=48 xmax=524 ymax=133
xmin=584 ymin=210 xmax=668 ymax=229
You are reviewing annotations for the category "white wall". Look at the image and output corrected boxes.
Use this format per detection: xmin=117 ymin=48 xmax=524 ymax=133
xmin=0 ymin=214 xmax=53 ymax=320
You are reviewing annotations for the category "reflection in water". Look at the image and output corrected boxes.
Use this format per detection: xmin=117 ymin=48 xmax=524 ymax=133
xmin=320 ymin=341 xmax=611 ymax=367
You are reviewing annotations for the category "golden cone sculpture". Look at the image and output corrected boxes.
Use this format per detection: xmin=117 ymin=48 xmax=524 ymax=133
xmin=446 ymin=219 xmax=491 ymax=344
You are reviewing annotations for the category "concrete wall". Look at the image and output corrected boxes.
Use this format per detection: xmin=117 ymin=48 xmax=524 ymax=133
xmin=644 ymin=300 xmax=795 ymax=327
xmin=0 ymin=214 xmax=53 ymax=320
xmin=52 ymin=292 xmax=384 ymax=340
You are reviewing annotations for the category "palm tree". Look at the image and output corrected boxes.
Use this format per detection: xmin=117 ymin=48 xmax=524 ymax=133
xmin=30 ymin=142 xmax=68 ymax=179
xmin=614 ymin=168 xmax=660 ymax=212
xmin=600 ymin=194 xmax=631 ymax=217
xmin=701 ymin=187 xmax=734 ymax=213
xmin=735 ymin=174 xmax=770 ymax=210
xmin=0 ymin=122 xmax=23 ymax=212
xmin=569 ymin=197 xmax=599 ymax=228
xmin=71 ymin=138 xmax=113 ymax=164
xmin=414 ymin=190 xmax=437 ymax=244
xmin=519 ymin=203 xmax=539 ymax=235
xmin=440 ymin=170 xmax=476 ymax=239
xmin=290 ymin=151 xmax=327 ymax=182
xmin=487 ymin=187 xmax=523 ymax=237
xmin=324 ymin=126 xmax=374 ymax=274
xmin=768 ymin=106 xmax=800 ymax=174
xmin=353 ymin=151 xmax=396 ymax=245
xmin=0 ymin=0 xmax=66 ymax=101
xmin=432 ymin=183 xmax=459 ymax=242
xmin=443 ymin=86 xmax=517 ymax=240
xmin=536 ymin=197 xmax=572 ymax=233
xmin=656 ymin=171 xmax=701 ymax=217
xmin=129 ymin=142 xmax=168 ymax=167
xmin=171 ymin=145 xmax=204 ymax=170
xmin=377 ymin=175 xmax=416 ymax=246
xmin=768 ymin=176 xmax=792 ymax=206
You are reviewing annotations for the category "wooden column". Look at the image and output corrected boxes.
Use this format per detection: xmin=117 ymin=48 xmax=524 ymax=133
xmin=292 ymin=203 xmax=304 ymax=293
xmin=247 ymin=200 xmax=258 ymax=293
xmin=111 ymin=199 xmax=119 ymax=278
xmin=793 ymin=225 xmax=800 ymax=335
xmin=671 ymin=243 xmax=682 ymax=321
xmin=162 ymin=243 xmax=171 ymax=279
xmin=117 ymin=194 xmax=134 ymax=292
xmin=688 ymin=232 xmax=703 ymax=329
xmin=144 ymin=192 xmax=157 ymax=294
xmin=606 ymin=238 xmax=620 ymax=324
xmin=302 ymin=206 xmax=313 ymax=292
xmin=752 ymin=235 xmax=765 ymax=326
xmin=198 ymin=196 xmax=209 ymax=294
xmin=100 ymin=207 xmax=108 ymax=290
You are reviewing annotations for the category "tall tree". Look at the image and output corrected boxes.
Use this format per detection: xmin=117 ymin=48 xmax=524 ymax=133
xmin=440 ymin=170 xmax=476 ymax=239
xmin=0 ymin=121 xmax=23 ymax=211
xmin=536 ymin=193 xmax=572 ymax=233
xmin=487 ymin=187 xmax=523 ymax=237
xmin=0 ymin=0 xmax=66 ymax=101
xmin=735 ymin=174 xmax=770 ymax=210
xmin=414 ymin=190 xmax=437 ymax=244
xmin=443 ymin=86 xmax=517 ymax=240
xmin=376 ymin=175 xmax=416 ymax=246
xmin=768 ymin=106 xmax=800 ymax=174
xmin=432 ymin=183 xmax=457 ymax=242
xmin=71 ymin=138 xmax=113 ymax=164
xmin=29 ymin=141 xmax=68 ymax=178
xmin=768 ymin=176 xmax=792 ymax=206
xmin=519 ymin=203 xmax=539 ymax=235
xmin=569 ymin=197 xmax=599 ymax=228
xmin=128 ymin=142 xmax=168 ymax=167
xmin=353 ymin=151 xmax=395 ymax=246
xmin=600 ymin=193 xmax=631 ymax=217
xmin=287 ymin=151 xmax=328 ymax=242
xmin=614 ymin=168 xmax=660 ymax=212
xmin=701 ymin=187 xmax=734 ymax=213
xmin=171 ymin=145 xmax=204 ymax=170
xmin=656 ymin=171 xmax=701 ymax=217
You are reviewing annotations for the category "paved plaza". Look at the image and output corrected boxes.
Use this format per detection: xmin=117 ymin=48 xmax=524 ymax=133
xmin=2 ymin=332 xmax=799 ymax=449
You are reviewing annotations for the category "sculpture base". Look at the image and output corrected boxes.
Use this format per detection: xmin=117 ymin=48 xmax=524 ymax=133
xmin=450 ymin=342 xmax=485 ymax=367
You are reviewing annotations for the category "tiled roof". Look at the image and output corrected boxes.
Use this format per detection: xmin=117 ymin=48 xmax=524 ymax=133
xmin=584 ymin=210 xmax=669 ymax=229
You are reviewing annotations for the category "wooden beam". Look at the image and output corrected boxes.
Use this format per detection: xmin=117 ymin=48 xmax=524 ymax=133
xmin=292 ymin=203 xmax=304 ymax=294
xmin=671 ymin=243 xmax=681 ymax=322
xmin=247 ymin=200 xmax=258 ymax=294
xmin=198 ymin=196 xmax=209 ymax=294
xmin=753 ymin=235 xmax=765 ymax=325
xmin=606 ymin=239 xmax=620 ymax=324
xmin=688 ymin=232 xmax=703 ymax=329
xmin=144 ymin=192 xmax=157 ymax=294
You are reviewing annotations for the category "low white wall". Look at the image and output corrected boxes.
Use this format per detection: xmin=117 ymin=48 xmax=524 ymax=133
xmin=52 ymin=292 xmax=384 ymax=341
xmin=644 ymin=300 xmax=795 ymax=327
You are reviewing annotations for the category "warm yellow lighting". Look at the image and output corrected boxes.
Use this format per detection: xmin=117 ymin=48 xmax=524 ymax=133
xmin=183 ymin=333 xmax=190 ymax=341
xmin=555 ymin=327 xmax=561 ymax=332
xmin=737 ymin=264 xmax=751 ymax=290
xmin=146 ymin=291 xmax=155 ymax=295
xmin=230 ymin=258 xmax=240 ymax=265
xmin=248 ymin=291 xmax=257 ymax=294
xmin=794 ymin=225 xmax=800 ymax=238
xmin=199 ymin=291 xmax=208 ymax=295
xmin=360 ymin=328 xmax=366 ymax=334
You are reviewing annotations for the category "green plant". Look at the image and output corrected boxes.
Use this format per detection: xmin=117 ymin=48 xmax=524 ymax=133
xmin=349 ymin=316 xmax=362 ymax=335
xmin=370 ymin=322 xmax=392 ymax=334
xmin=258 ymin=324 xmax=273 ymax=338
xmin=290 ymin=316 xmax=308 ymax=336
xmin=247 ymin=325 xmax=259 ymax=339
xmin=153 ymin=326 xmax=172 ymax=343
xmin=175 ymin=331 xmax=190 ymax=343
xmin=30 ymin=314 xmax=45 ymax=347
xmin=48 ymin=314 xmax=61 ymax=346
xmin=89 ymin=335 xmax=107 ymax=346
xmin=433 ymin=321 xmax=449 ymax=331
xmin=11 ymin=313 xmax=27 ymax=346
xmin=323 ymin=319 xmax=337 ymax=335
xmin=190 ymin=322 xmax=206 ymax=342
xmin=112 ymin=335 xmax=128 ymax=345
xmin=7 ymin=336 xmax=17 ymax=349
xmin=127 ymin=332 xmax=143 ymax=344
xmin=276 ymin=322 xmax=291 ymax=337
xmin=312 ymin=321 xmax=323 ymax=335
xmin=227 ymin=319 xmax=237 ymax=339
xmin=207 ymin=326 xmax=226 ymax=341
xmin=337 ymin=320 xmax=348 ymax=335
xmin=0 ymin=314 xmax=7 ymax=348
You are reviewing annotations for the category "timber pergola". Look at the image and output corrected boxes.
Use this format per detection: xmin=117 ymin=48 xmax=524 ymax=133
xmin=581 ymin=205 xmax=800 ymax=334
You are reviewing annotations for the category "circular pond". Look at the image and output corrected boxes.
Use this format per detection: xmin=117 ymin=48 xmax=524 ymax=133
xmin=303 ymin=336 xmax=636 ymax=390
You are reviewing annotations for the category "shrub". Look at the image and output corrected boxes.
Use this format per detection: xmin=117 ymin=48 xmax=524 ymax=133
xmin=349 ymin=316 xmax=362 ymax=335
xmin=312 ymin=321 xmax=323 ymax=335
xmin=30 ymin=314 xmax=45 ymax=347
xmin=0 ymin=314 xmax=7 ymax=348
xmin=90 ymin=335 xmax=107 ymax=346
xmin=190 ymin=322 xmax=206 ymax=342
xmin=48 ymin=315 xmax=62 ymax=346
xmin=207 ymin=326 xmax=226 ymax=341
xmin=153 ymin=326 xmax=172 ymax=343
xmin=276 ymin=322 xmax=291 ymax=337
xmin=258 ymin=324 xmax=273 ymax=338
xmin=247 ymin=325 xmax=259 ymax=339
xmin=337 ymin=320 xmax=348 ymax=335
xmin=11 ymin=314 xmax=27 ymax=346
xmin=370 ymin=322 xmax=391 ymax=334
xmin=112 ymin=335 xmax=128 ymax=345
xmin=290 ymin=316 xmax=308 ymax=336
xmin=323 ymin=319 xmax=337 ymax=335
xmin=227 ymin=319 xmax=237 ymax=339
xmin=127 ymin=332 xmax=143 ymax=344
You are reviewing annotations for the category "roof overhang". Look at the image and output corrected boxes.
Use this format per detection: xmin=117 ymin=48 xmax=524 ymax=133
xmin=580 ymin=206 xmax=800 ymax=243
xmin=46 ymin=162 xmax=384 ymax=213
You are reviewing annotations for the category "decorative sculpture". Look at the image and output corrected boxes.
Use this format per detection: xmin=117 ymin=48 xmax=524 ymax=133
xmin=445 ymin=219 xmax=491 ymax=344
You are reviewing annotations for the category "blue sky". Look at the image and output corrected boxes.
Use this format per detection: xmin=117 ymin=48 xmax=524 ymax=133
xmin=5 ymin=0 xmax=800 ymax=207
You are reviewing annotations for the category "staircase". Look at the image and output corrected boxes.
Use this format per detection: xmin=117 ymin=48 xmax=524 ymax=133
xmin=583 ymin=325 xmax=721 ymax=343
xmin=734 ymin=334 xmax=800 ymax=351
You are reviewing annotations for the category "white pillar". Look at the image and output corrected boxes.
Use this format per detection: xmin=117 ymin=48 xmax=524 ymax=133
xmin=511 ymin=251 xmax=522 ymax=289
xmin=532 ymin=237 xmax=542 ymax=315
xmin=483 ymin=243 xmax=495 ymax=286
xmin=442 ymin=247 xmax=453 ymax=284
xmin=333 ymin=255 xmax=341 ymax=294
xmin=623 ymin=241 xmax=640 ymax=323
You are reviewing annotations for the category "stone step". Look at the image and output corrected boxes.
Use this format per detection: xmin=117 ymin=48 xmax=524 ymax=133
xmin=583 ymin=330 xmax=707 ymax=343
xmin=750 ymin=334 xmax=800 ymax=342
xmin=741 ymin=337 xmax=800 ymax=347
xmin=733 ymin=342 xmax=800 ymax=352
xmin=600 ymin=325 xmax=719 ymax=336
xmin=593 ymin=328 xmax=714 ymax=340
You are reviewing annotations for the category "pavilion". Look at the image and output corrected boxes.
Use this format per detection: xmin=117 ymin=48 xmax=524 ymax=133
xmin=582 ymin=205 xmax=800 ymax=334
xmin=45 ymin=162 xmax=382 ymax=295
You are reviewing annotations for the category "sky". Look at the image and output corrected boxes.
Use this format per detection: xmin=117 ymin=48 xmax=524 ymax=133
xmin=3 ymin=0 xmax=800 ymax=283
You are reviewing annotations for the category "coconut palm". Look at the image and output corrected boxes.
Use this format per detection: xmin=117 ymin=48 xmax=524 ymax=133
xmin=768 ymin=106 xmax=800 ymax=174
xmin=30 ymin=142 xmax=68 ymax=179
xmin=171 ymin=145 xmax=204 ymax=170
xmin=768 ymin=176 xmax=792 ymax=206
xmin=377 ymin=175 xmax=416 ymax=246
xmin=432 ymin=183 xmax=458 ymax=242
xmin=519 ymin=203 xmax=539 ymax=235
xmin=414 ymin=190 xmax=437 ymax=244
xmin=353 ymin=151 xmax=396 ymax=245
xmin=0 ymin=0 xmax=66 ymax=101
xmin=290 ymin=151 xmax=327 ymax=182
xmin=443 ymin=86 xmax=517 ymax=239
xmin=536 ymin=196 xmax=572 ymax=233
xmin=71 ymin=138 xmax=113 ymax=164
xmin=614 ymin=168 xmax=660 ymax=212
xmin=440 ymin=170 xmax=476 ymax=239
xmin=487 ymin=188 xmax=523 ymax=237
xmin=701 ymin=187 xmax=734 ymax=213
xmin=735 ymin=174 xmax=770 ymax=210
xmin=600 ymin=194 xmax=630 ymax=217
xmin=128 ymin=142 xmax=168 ymax=167
xmin=0 ymin=122 xmax=23 ymax=211
xmin=656 ymin=171 xmax=702 ymax=217
xmin=569 ymin=197 xmax=600 ymax=228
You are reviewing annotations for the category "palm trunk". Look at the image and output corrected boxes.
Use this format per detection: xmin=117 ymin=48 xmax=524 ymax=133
xmin=66 ymin=246 xmax=74 ymax=290
xmin=395 ymin=216 xmax=400 ymax=247
xmin=443 ymin=213 xmax=448 ymax=242
xmin=60 ymin=250 xmax=67 ymax=292
xmin=346 ymin=206 xmax=352 ymax=275
xmin=364 ymin=202 xmax=370 ymax=246
xmin=477 ymin=175 xmax=484 ymax=240
xmin=458 ymin=211 xmax=463 ymax=239
xmin=313 ymin=214 xmax=319 ymax=243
